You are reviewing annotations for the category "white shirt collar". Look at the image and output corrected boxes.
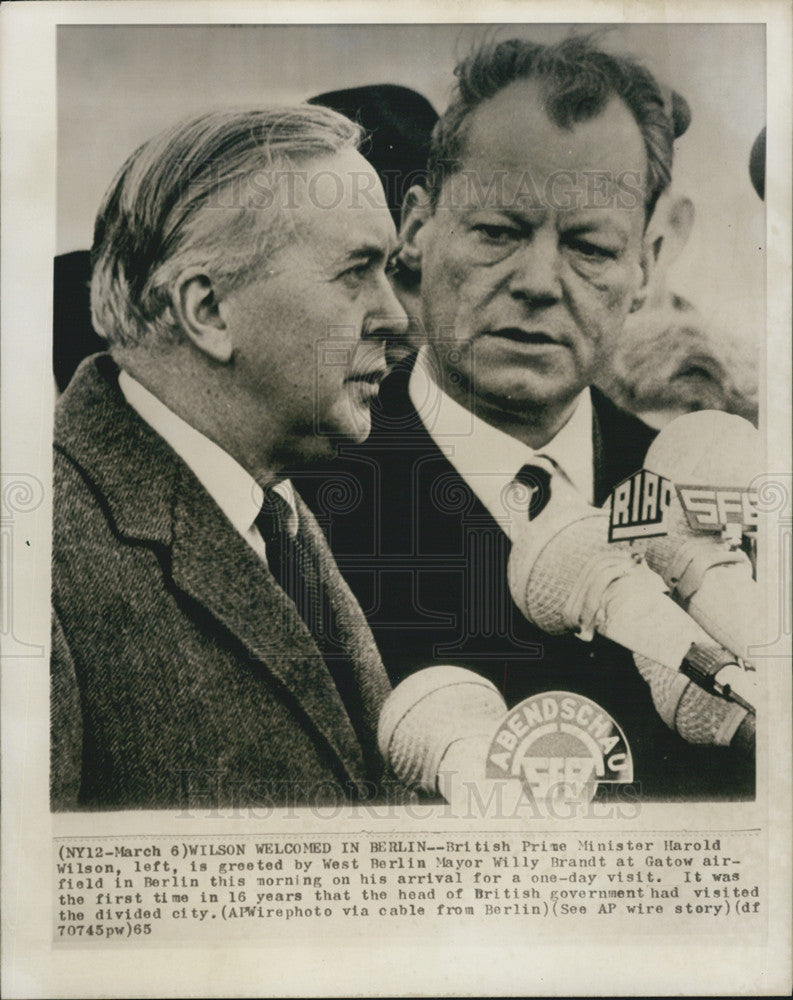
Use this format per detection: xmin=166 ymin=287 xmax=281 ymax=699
xmin=408 ymin=347 xmax=593 ymax=536
xmin=118 ymin=370 xmax=298 ymax=558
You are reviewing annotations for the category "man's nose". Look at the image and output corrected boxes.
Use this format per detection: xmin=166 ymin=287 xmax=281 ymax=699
xmin=507 ymin=231 xmax=563 ymax=304
xmin=365 ymin=273 xmax=410 ymax=340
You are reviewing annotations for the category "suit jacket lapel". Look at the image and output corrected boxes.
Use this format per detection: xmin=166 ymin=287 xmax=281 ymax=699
xmin=169 ymin=451 xmax=375 ymax=788
xmin=381 ymin=368 xmax=530 ymax=538
xmin=376 ymin=360 xmax=656 ymax=512
xmin=591 ymin=387 xmax=658 ymax=506
xmin=293 ymin=493 xmax=391 ymax=769
xmin=591 ymin=395 xmax=609 ymax=507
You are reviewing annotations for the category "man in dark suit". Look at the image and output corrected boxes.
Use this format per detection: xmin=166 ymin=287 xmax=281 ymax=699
xmin=301 ymin=37 xmax=753 ymax=799
xmin=52 ymin=105 xmax=409 ymax=811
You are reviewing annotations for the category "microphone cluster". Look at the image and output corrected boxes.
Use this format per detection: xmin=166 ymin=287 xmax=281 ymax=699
xmin=379 ymin=411 xmax=764 ymax=801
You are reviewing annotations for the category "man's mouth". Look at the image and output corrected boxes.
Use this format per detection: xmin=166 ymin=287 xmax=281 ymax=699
xmin=488 ymin=328 xmax=565 ymax=346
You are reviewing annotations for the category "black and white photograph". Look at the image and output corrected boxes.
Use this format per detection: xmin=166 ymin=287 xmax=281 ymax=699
xmin=2 ymin=3 xmax=791 ymax=997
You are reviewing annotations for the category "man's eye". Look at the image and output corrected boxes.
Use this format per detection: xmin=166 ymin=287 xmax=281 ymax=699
xmin=567 ymin=238 xmax=618 ymax=261
xmin=471 ymin=223 xmax=519 ymax=243
xmin=339 ymin=262 xmax=372 ymax=283
xmin=385 ymin=254 xmax=401 ymax=277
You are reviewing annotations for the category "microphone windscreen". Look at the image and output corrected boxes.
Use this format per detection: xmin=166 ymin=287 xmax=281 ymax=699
xmin=638 ymin=486 xmax=750 ymax=590
xmin=378 ymin=666 xmax=506 ymax=793
xmin=634 ymin=653 xmax=751 ymax=750
xmin=508 ymin=505 xmax=622 ymax=634
xmin=644 ymin=409 xmax=762 ymax=488
xmin=633 ymin=416 xmax=763 ymax=660
xmin=685 ymin=562 xmax=763 ymax=663
xmin=509 ymin=499 xmax=706 ymax=667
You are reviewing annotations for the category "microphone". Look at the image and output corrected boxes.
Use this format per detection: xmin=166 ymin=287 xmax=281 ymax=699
xmin=507 ymin=491 xmax=756 ymax=712
xmin=634 ymin=650 xmax=754 ymax=756
xmin=643 ymin=409 xmax=762 ymax=486
xmin=639 ymin=410 xmax=765 ymax=663
xmin=377 ymin=666 xmax=506 ymax=797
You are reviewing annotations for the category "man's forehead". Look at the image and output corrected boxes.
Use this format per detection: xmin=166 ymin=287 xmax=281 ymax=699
xmin=311 ymin=209 xmax=397 ymax=260
xmin=298 ymin=148 xmax=389 ymax=210
xmin=275 ymin=164 xmax=394 ymax=258
xmin=450 ymin=80 xmax=647 ymax=191
xmin=243 ymin=147 xmax=393 ymax=263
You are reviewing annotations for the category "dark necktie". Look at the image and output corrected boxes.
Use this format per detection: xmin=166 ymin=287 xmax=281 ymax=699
xmin=256 ymin=489 xmax=320 ymax=635
xmin=255 ymin=488 xmax=370 ymax=751
xmin=514 ymin=463 xmax=552 ymax=519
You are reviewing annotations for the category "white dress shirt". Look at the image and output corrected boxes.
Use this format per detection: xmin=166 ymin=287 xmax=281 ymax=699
xmin=118 ymin=370 xmax=297 ymax=563
xmin=408 ymin=347 xmax=594 ymax=539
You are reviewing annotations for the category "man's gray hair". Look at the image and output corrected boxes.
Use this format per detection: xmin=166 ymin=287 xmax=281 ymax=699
xmin=90 ymin=105 xmax=362 ymax=349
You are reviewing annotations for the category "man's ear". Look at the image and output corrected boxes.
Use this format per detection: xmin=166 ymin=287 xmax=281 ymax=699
xmin=397 ymin=185 xmax=433 ymax=274
xmin=660 ymin=196 xmax=695 ymax=268
xmin=171 ymin=268 xmax=233 ymax=363
xmin=628 ymin=238 xmax=657 ymax=314
xmin=631 ymin=195 xmax=695 ymax=313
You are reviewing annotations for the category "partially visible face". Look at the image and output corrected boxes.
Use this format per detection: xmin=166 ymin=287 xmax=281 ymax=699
xmin=416 ymin=80 xmax=650 ymax=419
xmin=220 ymin=148 xmax=408 ymax=463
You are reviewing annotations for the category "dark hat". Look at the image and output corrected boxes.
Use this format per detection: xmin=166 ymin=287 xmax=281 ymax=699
xmin=309 ymin=84 xmax=439 ymax=224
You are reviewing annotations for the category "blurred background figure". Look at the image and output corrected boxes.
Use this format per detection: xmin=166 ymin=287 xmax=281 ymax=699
xmin=594 ymin=189 xmax=760 ymax=428
xmin=309 ymin=84 xmax=438 ymax=227
xmin=596 ymin=301 xmax=760 ymax=429
xmin=310 ymin=84 xmax=438 ymax=362
xmin=53 ymin=249 xmax=101 ymax=394
xmin=594 ymin=104 xmax=763 ymax=428
xmin=749 ymin=126 xmax=766 ymax=200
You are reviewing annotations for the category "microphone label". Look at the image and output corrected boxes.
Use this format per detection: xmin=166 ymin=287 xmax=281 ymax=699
xmin=676 ymin=485 xmax=759 ymax=532
xmin=608 ymin=470 xmax=673 ymax=541
xmin=486 ymin=691 xmax=633 ymax=808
